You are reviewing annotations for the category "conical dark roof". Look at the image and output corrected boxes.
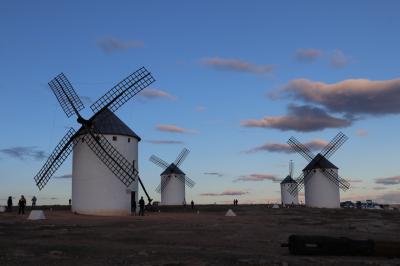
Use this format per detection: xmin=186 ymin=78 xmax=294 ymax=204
xmin=160 ymin=163 xmax=185 ymax=176
xmin=76 ymin=109 xmax=141 ymax=140
xmin=280 ymin=175 xmax=297 ymax=184
xmin=303 ymin=153 xmax=338 ymax=171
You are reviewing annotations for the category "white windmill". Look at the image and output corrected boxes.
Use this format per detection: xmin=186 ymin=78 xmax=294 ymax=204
xmin=280 ymin=160 xmax=298 ymax=206
xmin=287 ymin=132 xmax=350 ymax=208
xmin=149 ymin=148 xmax=195 ymax=205
xmin=34 ymin=68 xmax=155 ymax=216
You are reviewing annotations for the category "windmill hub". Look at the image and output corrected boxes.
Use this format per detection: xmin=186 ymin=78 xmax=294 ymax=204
xmin=77 ymin=116 xmax=91 ymax=127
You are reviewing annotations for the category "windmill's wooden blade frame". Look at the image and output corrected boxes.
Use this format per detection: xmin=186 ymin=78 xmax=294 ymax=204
xmin=34 ymin=128 xmax=76 ymax=190
xmin=49 ymin=73 xmax=85 ymax=118
xmin=90 ymin=67 xmax=155 ymax=114
xmin=83 ymin=125 xmax=137 ymax=187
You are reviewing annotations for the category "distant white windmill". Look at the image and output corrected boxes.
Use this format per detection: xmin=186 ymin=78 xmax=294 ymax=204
xmin=287 ymin=132 xmax=350 ymax=208
xmin=280 ymin=161 xmax=298 ymax=206
xmin=149 ymin=148 xmax=195 ymax=205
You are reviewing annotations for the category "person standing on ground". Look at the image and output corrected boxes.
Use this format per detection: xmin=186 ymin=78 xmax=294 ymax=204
xmin=191 ymin=200 xmax=194 ymax=210
xmin=18 ymin=195 xmax=26 ymax=215
xmin=31 ymin=196 xmax=37 ymax=209
xmin=131 ymin=199 xmax=137 ymax=215
xmin=139 ymin=196 xmax=145 ymax=216
xmin=7 ymin=196 xmax=12 ymax=212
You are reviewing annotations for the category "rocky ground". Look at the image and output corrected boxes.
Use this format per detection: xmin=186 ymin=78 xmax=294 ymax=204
xmin=0 ymin=205 xmax=399 ymax=266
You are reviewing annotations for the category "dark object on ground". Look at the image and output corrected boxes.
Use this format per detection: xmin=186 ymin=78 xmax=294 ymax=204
xmin=282 ymin=235 xmax=374 ymax=256
xmin=282 ymin=235 xmax=400 ymax=257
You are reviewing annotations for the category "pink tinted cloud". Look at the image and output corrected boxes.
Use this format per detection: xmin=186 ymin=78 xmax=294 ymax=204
xmin=140 ymin=89 xmax=176 ymax=100
xmin=145 ymin=140 xmax=184 ymax=145
xmin=241 ymin=104 xmax=351 ymax=132
xmin=245 ymin=139 xmax=328 ymax=154
xmin=355 ymin=129 xmax=368 ymax=137
xmin=375 ymin=176 xmax=400 ymax=185
xmin=234 ymin=174 xmax=280 ymax=182
xmin=330 ymin=49 xmax=350 ymax=68
xmin=97 ymin=37 xmax=144 ymax=53
xmin=280 ymin=78 xmax=400 ymax=116
xmin=200 ymin=189 xmax=249 ymax=196
xmin=201 ymin=57 xmax=274 ymax=74
xmin=295 ymin=48 xmax=322 ymax=63
xmin=156 ymin=124 xmax=196 ymax=134
xmin=195 ymin=106 xmax=206 ymax=112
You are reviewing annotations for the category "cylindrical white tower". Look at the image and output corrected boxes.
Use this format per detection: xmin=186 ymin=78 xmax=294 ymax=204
xmin=304 ymin=169 xmax=340 ymax=208
xmin=280 ymin=176 xmax=299 ymax=206
xmin=71 ymin=109 xmax=141 ymax=216
xmin=160 ymin=173 xmax=186 ymax=205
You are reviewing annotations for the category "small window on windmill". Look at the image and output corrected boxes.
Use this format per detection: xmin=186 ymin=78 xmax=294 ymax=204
xmin=112 ymin=136 xmax=117 ymax=141
xmin=128 ymin=138 xmax=131 ymax=143
xmin=95 ymin=136 xmax=100 ymax=141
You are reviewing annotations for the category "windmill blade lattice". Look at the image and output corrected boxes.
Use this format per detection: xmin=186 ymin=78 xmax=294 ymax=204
xmin=319 ymin=169 xmax=350 ymax=190
xmin=34 ymin=67 xmax=155 ymax=190
xmin=90 ymin=67 xmax=155 ymax=114
xmin=287 ymin=137 xmax=315 ymax=162
xmin=320 ymin=132 xmax=348 ymax=159
xmin=34 ymin=128 xmax=76 ymax=190
xmin=84 ymin=125 xmax=137 ymax=186
xmin=149 ymin=155 xmax=169 ymax=169
xmin=49 ymin=73 xmax=85 ymax=118
xmin=289 ymin=172 xmax=306 ymax=195
xmin=174 ymin=148 xmax=190 ymax=167
xmin=289 ymin=160 xmax=294 ymax=178
xmin=176 ymin=174 xmax=196 ymax=188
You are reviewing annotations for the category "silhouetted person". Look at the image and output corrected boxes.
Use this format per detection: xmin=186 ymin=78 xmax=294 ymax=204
xmin=7 ymin=196 xmax=12 ymax=212
xmin=31 ymin=196 xmax=37 ymax=209
xmin=183 ymin=200 xmax=186 ymax=208
xmin=191 ymin=200 xmax=194 ymax=210
xmin=18 ymin=195 xmax=26 ymax=215
xmin=131 ymin=199 xmax=137 ymax=215
xmin=236 ymin=199 xmax=239 ymax=206
xmin=69 ymin=199 xmax=72 ymax=206
xmin=139 ymin=196 xmax=145 ymax=216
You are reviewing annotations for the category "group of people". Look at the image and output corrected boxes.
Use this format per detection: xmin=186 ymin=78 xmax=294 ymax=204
xmin=233 ymin=199 xmax=239 ymax=206
xmin=131 ymin=196 xmax=146 ymax=216
xmin=182 ymin=200 xmax=195 ymax=209
xmin=6 ymin=195 xmax=37 ymax=214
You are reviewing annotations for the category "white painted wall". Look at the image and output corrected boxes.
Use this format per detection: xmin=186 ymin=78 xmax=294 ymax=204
xmin=160 ymin=174 xmax=185 ymax=205
xmin=280 ymin=183 xmax=299 ymax=206
xmin=304 ymin=168 xmax=340 ymax=208
xmin=72 ymin=134 xmax=139 ymax=216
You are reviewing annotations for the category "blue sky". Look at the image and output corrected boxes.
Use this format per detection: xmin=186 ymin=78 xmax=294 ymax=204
xmin=1 ymin=1 xmax=400 ymax=205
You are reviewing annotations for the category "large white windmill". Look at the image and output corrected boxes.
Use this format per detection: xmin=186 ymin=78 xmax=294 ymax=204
xmin=280 ymin=161 xmax=299 ymax=206
xmin=34 ymin=68 xmax=155 ymax=216
xmin=287 ymin=132 xmax=350 ymax=208
xmin=149 ymin=148 xmax=195 ymax=205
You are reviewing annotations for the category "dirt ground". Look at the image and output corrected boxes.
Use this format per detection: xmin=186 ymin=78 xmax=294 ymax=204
xmin=0 ymin=205 xmax=399 ymax=266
